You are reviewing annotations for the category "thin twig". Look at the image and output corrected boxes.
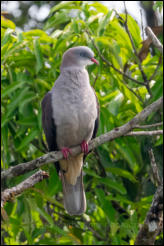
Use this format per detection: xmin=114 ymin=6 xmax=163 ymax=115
xmin=126 ymin=130 xmax=163 ymax=136
xmin=134 ymin=122 xmax=163 ymax=129
xmin=122 ymin=79 xmax=144 ymax=103
xmin=1 ymin=97 xmax=163 ymax=181
xmin=85 ymin=29 xmax=146 ymax=86
xmin=85 ymin=26 xmax=150 ymax=104
xmin=92 ymin=71 xmax=99 ymax=88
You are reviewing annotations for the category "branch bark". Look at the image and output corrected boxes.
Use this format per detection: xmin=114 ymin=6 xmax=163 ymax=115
xmin=135 ymin=184 xmax=163 ymax=245
xmin=1 ymin=96 xmax=163 ymax=182
xmin=134 ymin=122 xmax=163 ymax=129
xmin=135 ymin=147 xmax=163 ymax=245
xmin=145 ymin=26 xmax=163 ymax=54
xmin=1 ymin=170 xmax=49 ymax=207
xmin=126 ymin=130 xmax=163 ymax=136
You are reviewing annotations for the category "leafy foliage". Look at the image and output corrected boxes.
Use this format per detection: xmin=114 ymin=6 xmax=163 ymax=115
xmin=1 ymin=2 xmax=163 ymax=245
xmin=153 ymin=1 xmax=163 ymax=13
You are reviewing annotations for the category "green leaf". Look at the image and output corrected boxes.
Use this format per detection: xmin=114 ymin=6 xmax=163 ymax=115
xmin=96 ymin=189 xmax=115 ymax=222
xmin=107 ymin=194 xmax=134 ymax=206
xmin=35 ymin=78 xmax=52 ymax=90
xmin=1 ymin=29 xmax=12 ymax=47
xmin=2 ymin=87 xmax=30 ymax=127
xmin=114 ymin=138 xmax=139 ymax=172
xmin=108 ymin=167 xmax=137 ymax=183
xmin=96 ymin=36 xmax=111 ymax=46
xmin=107 ymin=95 xmax=123 ymax=116
xmin=89 ymin=2 xmax=109 ymax=14
xmin=110 ymin=20 xmax=133 ymax=52
xmin=98 ymin=10 xmax=113 ymax=36
xmin=95 ymin=37 xmax=123 ymax=68
xmin=49 ymin=1 xmax=79 ymax=14
xmin=34 ymin=39 xmax=44 ymax=73
xmin=18 ymin=32 xmax=23 ymax=42
xmin=44 ymin=11 xmax=71 ymax=30
xmin=1 ymin=125 xmax=10 ymax=166
xmin=24 ymin=29 xmax=50 ymax=38
xmin=154 ymin=135 xmax=163 ymax=146
xmin=153 ymin=1 xmax=163 ymax=12
xmin=2 ymin=81 xmax=27 ymax=99
xmin=87 ymin=13 xmax=103 ymax=24
xmin=120 ymin=14 xmax=142 ymax=48
xmin=36 ymin=207 xmax=54 ymax=227
xmin=19 ymin=92 xmax=38 ymax=114
xmin=99 ymin=178 xmax=127 ymax=195
xmin=16 ymin=129 xmax=39 ymax=151
xmin=151 ymin=77 xmax=163 ymax=101
xmin=2 ymin=40 xmax=27 ymax=65
xmin=84 ymin=169 xmax=101 ymax=179
xmin=1 ymin=16 xmax=16 ymax=29
xmin=36 ymin=207 xmax=67 ymax=236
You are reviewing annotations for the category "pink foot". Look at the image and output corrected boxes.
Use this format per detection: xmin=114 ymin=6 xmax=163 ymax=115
xmin=61 ymin=147 xmax=71 ymax=159
xmin=81 ymin=140 xmax=89 ymax=154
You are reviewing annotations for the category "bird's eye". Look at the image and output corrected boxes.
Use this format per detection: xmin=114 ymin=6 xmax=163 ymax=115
xmin=80 ymin=52 xmax=86 ymax=57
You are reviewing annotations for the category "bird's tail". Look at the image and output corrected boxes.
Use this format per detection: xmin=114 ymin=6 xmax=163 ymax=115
xmin=60 ymin=155 xmax=86 ymax=215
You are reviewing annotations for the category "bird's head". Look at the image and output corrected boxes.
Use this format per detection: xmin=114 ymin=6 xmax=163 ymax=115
xmin=60 ymin=46 xmax=99 ymax=70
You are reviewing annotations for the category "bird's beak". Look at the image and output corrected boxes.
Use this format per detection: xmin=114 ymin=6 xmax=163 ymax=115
xmin=91 ymin=57 xmax=99 ymax=65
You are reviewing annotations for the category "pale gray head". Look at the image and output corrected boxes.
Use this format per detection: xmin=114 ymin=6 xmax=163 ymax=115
xmin=60 ymin=46 xmax=98 ymax=70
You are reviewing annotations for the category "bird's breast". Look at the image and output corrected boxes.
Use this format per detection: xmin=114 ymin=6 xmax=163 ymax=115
xmin=51 ymin=85 xmax=97 ymax=148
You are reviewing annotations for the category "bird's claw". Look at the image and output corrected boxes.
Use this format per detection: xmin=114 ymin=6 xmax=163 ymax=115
xmin=61 ymin=147 xmax=71 ymax=159
xmin=81 ymin=140 xmax=89 ymax=154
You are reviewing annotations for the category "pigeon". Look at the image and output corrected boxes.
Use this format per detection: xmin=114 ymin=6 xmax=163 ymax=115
xmin=41 ymin=46 xmax=99 ymax=215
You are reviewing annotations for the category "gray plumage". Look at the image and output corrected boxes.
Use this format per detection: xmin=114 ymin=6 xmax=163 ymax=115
xmin=42 ymin=46 xmax=99 ymax=215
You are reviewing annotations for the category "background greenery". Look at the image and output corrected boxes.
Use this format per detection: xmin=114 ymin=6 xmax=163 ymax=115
xmin=1 ymin=1 xmax=161 ymax=31
xmin=1 ymin=1 xmax=163 ymax=245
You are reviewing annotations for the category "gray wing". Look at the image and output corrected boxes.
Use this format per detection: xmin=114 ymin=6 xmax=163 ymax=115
xmin=91 ymin=87 xmax=99 ymax=139
xmin=83 ymin=87 xmax=99 ymax=161
xmin=41 ymin=91 xmax=59 ymax=172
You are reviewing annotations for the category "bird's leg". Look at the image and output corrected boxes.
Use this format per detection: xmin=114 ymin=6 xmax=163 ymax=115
xmin=61 ymin=147 xmax=71 ymax=159
xmin=81 ymin=140 xmax=89 ymax=154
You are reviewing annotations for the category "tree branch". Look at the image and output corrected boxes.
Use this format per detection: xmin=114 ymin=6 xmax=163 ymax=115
xmin=1 ymin=96 xmax=163 ymax=182
xmin=86 ymin=25 xmax=146 ymax=104
xmin=85 ymin=29 xmax=146 ymax=86
xmin=135 ymin=148 xmax=163 ymax=245
xmin=1 ymin=170 xmax=49 ymax=207
xmin=145 ymin=26 xmax=163 ymax=54
xmin=135 ymin=184 xmax=163 ymax=245
xmin=126 ymin=130 xmax=163 ymax=136
xmin=134 ymin=122 xmax=163 ymax=129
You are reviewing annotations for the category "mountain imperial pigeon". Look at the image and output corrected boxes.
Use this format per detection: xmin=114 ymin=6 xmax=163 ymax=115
xmin=41 ymin=46 xmax=99 ymax=215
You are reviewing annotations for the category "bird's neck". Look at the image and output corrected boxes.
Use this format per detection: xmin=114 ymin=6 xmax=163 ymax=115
xmin=54 ymin=68 xmax=90 ymax=89
xmin=60 ymin=65 xmax=86 ymax=71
